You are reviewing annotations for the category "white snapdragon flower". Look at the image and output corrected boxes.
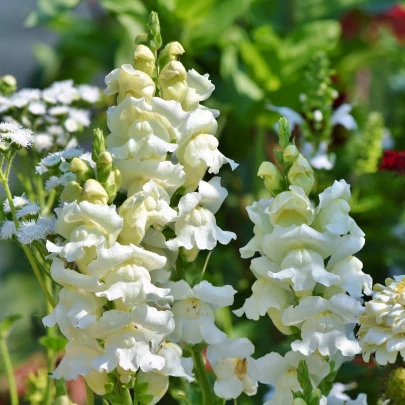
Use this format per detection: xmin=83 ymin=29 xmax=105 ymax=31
xmin=282 ymin=294 xmax=364 ymax=357
xmin=253 ymin=351 xmax=330 ymax=405
xmin=166 ymin=177 xmax=236 ymax=251
xmin=240 ymin=198 xmax=273 ymax=259
xmin=136 ymin=342 xmax=194 ymax=405
xmin=92 ymin=306 xmax=174 ymax=373
xmin=47 ymin=201 xmax=123 ymax=265
xmin=104 ymin=64 xmax=156 ymax=103
xmin=206 ymin=338 xmax=258 ymax=399
xmin=169 ymin=280 xmax=236 ymax=344
xmin=119 ymin=180 xmax=177 ymax=245
xmin=234 ymin=256 xmax=294 ymax=335
xmin=358 ymin=276 xmax=405 ymax=365
xmin=327 ymin=383 xmax=368 ymax=405
xmin=181 ymin=69 xmax=215 ymax=111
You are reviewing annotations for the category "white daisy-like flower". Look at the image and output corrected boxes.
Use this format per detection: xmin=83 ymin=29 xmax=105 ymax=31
xmin=16 ymin=217 xmax=56 ymax=244
xmin=358 ymin=276 xmax=405 ymax=365
xmin=34 ymin=133 xmax=54 ymax=152
xmin=168 ymin=279 xmax=236 ymax=344
xmin=77 ymin=84 xmax=100 ymax=103
xmin=49 ymin=106 xmax=69 ymax=116
xmin=3 ymin=193 xmax=30 ymax=213
xmin=0 ymin=220 xmax=17 ymax=240
xmin=28 ymin=101 xmax=46 ymax=115
xmin=11 ymin=89 xmax=41 ymax=108
xmin=61 ymin=147 xmax=84 ymax=160
xmin=16 ymin=202 xmax=41 ymax=218
xmin=36 ymin=152 xmax=63 ymax=174
xmin=0 ymin=122 xmax=34 ymax=148
xmin=64 ymin=108 xmax=90 ymax=132
xmin=42 ymin=80 xmax=80 ymax=104
xmin=207 ymin=338 xmax=258 ymax=399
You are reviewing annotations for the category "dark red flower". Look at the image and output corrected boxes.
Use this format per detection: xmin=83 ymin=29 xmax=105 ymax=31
xmin=375 ymin=4 xmax=405 ymax=41
xmin=379 ymin=150 xmax=405 ymax=174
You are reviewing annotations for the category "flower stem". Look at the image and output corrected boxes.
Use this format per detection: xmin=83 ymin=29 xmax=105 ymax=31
xmin=0 ymin=335 xmax=19 ymax=405
xmin=121 ymin=387 xmax=133 ymax=405
xmin=191 ymin=346 xmax=214 ymax=405
xmin=0 ymin=163 xmax=55 ymax=307
xmin=86 ymin=382 xmax=95 ymax=405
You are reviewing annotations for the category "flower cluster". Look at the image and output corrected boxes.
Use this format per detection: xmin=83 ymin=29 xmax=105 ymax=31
xmin=0 ymin=78 xmax=99 ymax=153
xmin=42 ymin=14 xmax=238 ymax=403
xmin=358 ymin=276 xmax=405 ymax=365
xmin=379 ymin=149 xmax=405 ymax=174
xmin=236 ymin=137 xmax=370 ymax=404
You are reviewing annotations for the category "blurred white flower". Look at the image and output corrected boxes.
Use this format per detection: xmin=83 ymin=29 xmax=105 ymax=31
xmin=0 ymin=122 xmax=34 ymax=148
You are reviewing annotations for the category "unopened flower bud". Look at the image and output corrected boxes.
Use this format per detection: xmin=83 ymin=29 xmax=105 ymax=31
xmin=103 ymin=169 xmax=121 ymax=204
xmin=159 ymin=41 xmax=185 ymax=69
xmin=283 ymin=144 xmax=300 ymax=167
xmin=134 ymin=44 xmax=155 ymax=77
xmin=82 ymin=179 xmax=108 ymax=205
xmin=0 ymin=75 xmax=17 ymax=96
xmin=69 ymin=158 xmax=93 ymax=183
xmin=180 ymin=245 xmax=200 ymax=262
xmin=92 ymin=128 xmax=105 ymax=162
xmin=287 ymin=154 xmax=315 ymax=195
xmin=158 ymin=61 xmax=188 ymax=102
xmin=54 ymin=395 xmax=77 ymax=405
xmin=258 ymin=161 xmax=285 ymax=196
xmin=97 ymin=151 xmax=113 ymax=184
xmin=60 ymin=181 xmax=83 ymax=202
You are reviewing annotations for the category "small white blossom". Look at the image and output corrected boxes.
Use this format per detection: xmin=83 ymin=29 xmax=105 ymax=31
xmin=169 ymin=280 xmax=236 ymax=344
xmin=16 ymin=217 xmax=56 ymax=244
xmin=16 ymin=202 xmax=41 ymax=218
xmin=0 ymin=220 xmax=17 ymax=240
xmin=3 ymin=193 xmax=30 ymax=213
xmin=207 ymin=338 xmax=258 ymax=399
xmin=28 ymin=101 xmax=46 ymax=115
xmin=64 ymin=108 xmax=90 ymax=132
xmin=0 ymin=122 xmax=34 ymax=148
xmin=11 ymin=89 xmax=41 ymax=108
xmin=34 ymin=133 xmax=54 ymax=152
xmin=42 ymin=80 xmax=80 ymax=104
xmin=78 ymin=84 xmax=100 ymax=103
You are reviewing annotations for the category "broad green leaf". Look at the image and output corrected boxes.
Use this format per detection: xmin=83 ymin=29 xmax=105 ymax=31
xmin=39 ymin=336 xmax=68 ymax=352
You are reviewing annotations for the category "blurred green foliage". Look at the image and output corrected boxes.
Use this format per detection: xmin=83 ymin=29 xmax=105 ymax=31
xmin=1 ymin=0 xmax=405 ymax=403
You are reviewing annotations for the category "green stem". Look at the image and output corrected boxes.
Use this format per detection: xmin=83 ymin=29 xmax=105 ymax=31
xmin=42 ymin=189 xmax=56 ymax=216
xmin=191 ymin=346 xmax=214 ymax=405
xmin=0 ymin=164 xmax=55 ymax=308
xmin=0 ymin=336 xmax=19 ymax=405
xmin=86 ymin=382 xmax=95 ymax=405
xmin=121 ymin=387 xmax=133 ymax=405
xmin=254 ymin=125 xmax=266 ymax=199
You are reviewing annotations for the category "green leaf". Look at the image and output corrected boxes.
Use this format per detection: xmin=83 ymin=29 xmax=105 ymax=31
xmin=0 ymin=314 xmax=22 ymax=338
xmin=138 ymin=393 xmax=154 ymax=404
xmin=297 ymin=360 xmax=313 ymax=399
xmin=39 ymin=336 xmax=68 ymax=352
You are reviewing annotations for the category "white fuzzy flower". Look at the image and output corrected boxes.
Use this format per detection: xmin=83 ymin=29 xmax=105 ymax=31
xmin=77 ymin=85 xmax=100 ymax=103
xmin=358 ymin=276 xmax=405 ymax=365
xmin=119 ymin=180 xmax=177 ymax=245
xmin=16 ymin=202 xmax=41 ymax=218
xmin=240 ymin=198 xmax=273 ymax=259
xmin=11 ymin=89 xmax=41 ymax=108
xmin=64 ymin=108 xmax=90 ymax=132
xmin=282 ymin=294 xmax=364 ymax=357
xmin=104 ymin=64 xmax=155 ymax=103
xmin=0 ymin=122 xmax=34 ymax=148
xmin=34 ymin=134 xmax=54 ymax=152
xmin=253 ymin=351 xmax=330 ymax=405
xmin=0 ymin=220 xmax=17 ymax=240
xmin=28 ymin=101 xmax=46 ymax=115
xmin=16 ymin=217 xmax=56 ymax=244
xmin=3 ymin=193 xmax=30 ymax=213
xmin=207 ymin=338 xmax=258 ymax=399
xmin=169 ymin=280 xmax=236 ymax=344
xmin=42 ymin=80 xmax=80 ymax=104
xmin=166 ymin=177 xmax=236 ymax=251
xmin=49 ymin=106 xmax=69 ymax=116
xmin=36 ymin=152 xmax=63 ymax=174
xmin=92 ymin=306 xmax=174 ymax=373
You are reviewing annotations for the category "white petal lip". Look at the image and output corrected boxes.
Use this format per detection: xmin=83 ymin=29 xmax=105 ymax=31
xmin=192 ymin=281 xmax=236 ymax=308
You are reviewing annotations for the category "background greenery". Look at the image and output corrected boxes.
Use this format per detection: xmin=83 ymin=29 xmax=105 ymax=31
xmin=1 ymin=0 xmax=405 ymax=403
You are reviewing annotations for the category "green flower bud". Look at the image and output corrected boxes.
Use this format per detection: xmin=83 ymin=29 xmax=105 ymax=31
xmin=103 ymin=169 xmax=121 ymax=204
xmin=180 ymin=245 xmax=200 ymax=262
xmin=258 ymin=161 xmax=285 ymax=196
xmin=60 ymin=181 xmax=83 ymax=202
xmin=158 ymin=61 xmax=188 ymax=102
xmin=287 ymin=154 xmax=315 ymax=195
xmin=293 ymin=399 xmax=307 ymax=405
xmin=97 ymin=151 xmax=113 ymax=184
xmin=0 ymin=75 xmax=17 ymax=96
xmin=385 ymin=367 xmax=405 ymax=404
xmin=92 ymin=128 xmax=106 ymax=162
xmin=82 ymin=179 xmax=109 ymax=205
xmin=159 ymin=41 xmax=185 ymax=69
xmin=69 ymin=158 xmax=94 ymax=183
xmin=134 ymin=44 xmax=156 ymax=77
xmin=283 ymin=144 xmax=300 ymax=166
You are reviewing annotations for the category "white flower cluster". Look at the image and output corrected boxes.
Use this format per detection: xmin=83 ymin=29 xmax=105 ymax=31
xmin=43 ymin=40 xmax=238 ymax=403
xmin=236 ymin=177 xmax=371 ymax=404
xmin=0 ymin=193 xmax=56 ymax=243
xmin=358 ymin=276 xmax=405 ymax=365
xmin=0 ymin=80 xmax=99 ymax=153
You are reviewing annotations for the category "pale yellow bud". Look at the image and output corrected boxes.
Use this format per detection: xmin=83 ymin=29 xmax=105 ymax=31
xmin=133 ymin=44 xmax=156 ymax=76
xmin=54 ymin=396 xmax=77 ymax=405
xmin=159 ymin=41 xmax=185 ymax=68
xmin=70 ymin=158 xmax=93 ymax=183
xmin=258 ymin=161 xmax=285 ymax=196
xmin=61 ymin=181 xmax=83 ymax=203
xmin=82 ymin=179 xmax=108 ymax=205
xmin=287 ymin=154 xmax=315 ymax=195
xmin=283 ymin=144 xmax=300 ymax=166
xmin=158 ymin=61 xmax=188 ymax=102
xmin=180 ymin=245 xmax=200 ymax=262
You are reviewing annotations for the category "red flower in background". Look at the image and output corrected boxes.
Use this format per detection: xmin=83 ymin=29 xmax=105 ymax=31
xmin=379 ymin=150 xmax=405 ymax=174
